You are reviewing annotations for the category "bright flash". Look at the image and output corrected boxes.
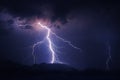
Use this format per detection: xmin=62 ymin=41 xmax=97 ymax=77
xmin=32 ymin=22 xmax=81 ymax=64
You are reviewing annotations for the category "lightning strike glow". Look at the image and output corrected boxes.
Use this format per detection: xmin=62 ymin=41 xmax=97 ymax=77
xmin=106 ymin=42 xmax=112 ymax=70
xmin=32 ymin=22 xmax=81 ymax=64
xmin=32 ymin=40 xmax=44 ymax=64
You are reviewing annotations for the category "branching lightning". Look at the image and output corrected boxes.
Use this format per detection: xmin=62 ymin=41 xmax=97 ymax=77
xmin=32 ymin=22 xmax=81 ymax=64
xmin=106 ymin=42 xmax=112 ymax=70
xmin=32 ymin=40 xmax=44 ymax=64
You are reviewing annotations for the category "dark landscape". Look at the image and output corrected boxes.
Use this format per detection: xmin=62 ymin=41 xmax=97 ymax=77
xmin=0 ymin=60 xmax=120 ymax=80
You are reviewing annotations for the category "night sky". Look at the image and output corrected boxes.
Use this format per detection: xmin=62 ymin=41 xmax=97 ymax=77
xmin=0 ymin=0 xmax=120 ymax=70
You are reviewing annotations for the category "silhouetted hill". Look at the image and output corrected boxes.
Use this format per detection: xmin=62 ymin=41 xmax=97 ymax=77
xmin=0 ymin=60 xmax=77 ymax=74
xmin=0 ymin=60 xmax=120 ymax=80
xmin=32 ymin=63 xmax=77 ymax=72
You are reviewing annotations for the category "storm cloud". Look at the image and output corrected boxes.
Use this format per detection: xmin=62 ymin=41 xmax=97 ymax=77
xmin=0 ymin=0 xmax=120 ymax=69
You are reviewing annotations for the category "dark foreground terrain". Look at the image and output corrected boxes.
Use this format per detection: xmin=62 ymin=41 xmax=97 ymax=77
xmin=0 ymin=60 xmax=120 ymax=80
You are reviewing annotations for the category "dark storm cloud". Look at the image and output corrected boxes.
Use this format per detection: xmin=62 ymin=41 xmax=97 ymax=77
xmin=0 ymin=0 xmax=120 ymax=28
xmin=0 ymin=20 xmax=14 ymax=36
xmin=20 ymin=25 xmax=33 ymax=29
xmin=0 ymin=0 xmax=120 ymax=69
xmin=24 ymin=25 xmax=33 ymax=29
xmin=0 ymin=0 xmax=94 ymax=25
xmin=0 ymin=26 xmax=9 ymax=36
xmin=7 ymin=19 xmax=14 ymax=24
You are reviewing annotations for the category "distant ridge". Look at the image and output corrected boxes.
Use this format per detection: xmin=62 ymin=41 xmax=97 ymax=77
xmin=0 ymin=60 xmax=120 ymax=76
xmin=32 ymin=63 xmax=77 ymax=71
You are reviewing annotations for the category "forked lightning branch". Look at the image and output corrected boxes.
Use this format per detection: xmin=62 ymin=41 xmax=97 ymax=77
xmin=32 ymin=22 xmax=81 ymax=64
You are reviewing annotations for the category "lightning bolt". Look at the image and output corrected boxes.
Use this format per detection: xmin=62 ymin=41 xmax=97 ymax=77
xmin=32 ymin=22 xmax=81 ymax=64
xmin=106 ymin=42 xmax=112 ymax=70
xmin=32 ymin=40 xmax=45 ymax=64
